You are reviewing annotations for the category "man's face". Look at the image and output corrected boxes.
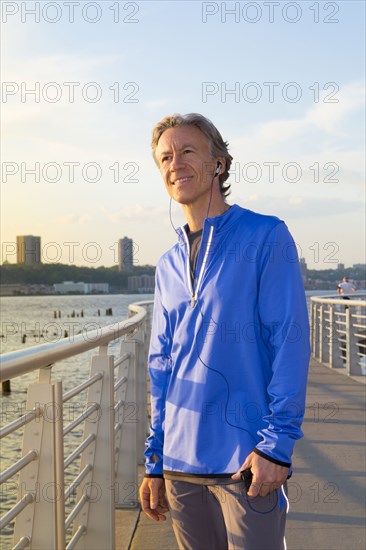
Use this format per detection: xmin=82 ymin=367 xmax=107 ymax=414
xmin=155 ymin=125 xmax=219 ymax=207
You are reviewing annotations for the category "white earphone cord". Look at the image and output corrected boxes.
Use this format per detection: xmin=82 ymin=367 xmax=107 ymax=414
xmin=169 ymin=165 xmax=219 ymax=234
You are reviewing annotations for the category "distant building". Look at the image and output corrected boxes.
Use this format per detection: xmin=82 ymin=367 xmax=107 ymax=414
xmin=84 ymin=283 xmax=109 ymax=294
xmin=118 ymin=237 xmax=134 ymax=272
xmin=54 ymin=281 xmax=85 ymax=294
xmin=16 ymin=235 xmax=41 ymax=264
xmin=337 ymin=263 xmax=345 ymax=271
xmin=0 ymin=284 xmax=25 ymax=296
xmin=128 ymin=274 xmax=155 ymax=293
xmin=54 ymin=281 xmax=109 ymax=294
xmin=0 ymin=284 xmax=54 ymax=296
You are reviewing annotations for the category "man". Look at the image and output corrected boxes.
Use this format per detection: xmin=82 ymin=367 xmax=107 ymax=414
xmin=139 ymin=113 xmax=310 ymax=550
xmin=337 ymin=276 xmax=356 ymax=300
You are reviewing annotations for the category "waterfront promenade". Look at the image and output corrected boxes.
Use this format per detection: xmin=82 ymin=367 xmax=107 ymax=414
xmin=115 ymin=358 xmax=366 ymax=550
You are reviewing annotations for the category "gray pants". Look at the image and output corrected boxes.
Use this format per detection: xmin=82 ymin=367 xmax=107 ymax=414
xmin=165 ymin=479 xmax=288 ymax=550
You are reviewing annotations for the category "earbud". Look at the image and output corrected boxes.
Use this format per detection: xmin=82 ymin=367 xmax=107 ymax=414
xmin=215 ymin=162 xmax=222 ymax=175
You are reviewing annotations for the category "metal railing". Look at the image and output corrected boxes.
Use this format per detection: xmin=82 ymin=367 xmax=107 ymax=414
xmin=310 ymin=294 xmax=366 ymax=376
xmin=0 ymin=301 xmax=153 ymax=550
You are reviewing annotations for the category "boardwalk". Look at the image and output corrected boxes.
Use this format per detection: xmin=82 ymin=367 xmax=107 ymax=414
xmin=116 ymin=358 xmax=366 ymax=550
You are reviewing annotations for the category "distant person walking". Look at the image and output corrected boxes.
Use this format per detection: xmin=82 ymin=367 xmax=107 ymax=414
xmin=337 ymin=276 xmax=356 ymax=302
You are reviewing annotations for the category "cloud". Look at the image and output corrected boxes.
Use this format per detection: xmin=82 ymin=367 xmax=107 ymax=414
xmin=305 ymin=80 xmax=365 ymax=136
xmin=238 ymin=195 xmax=363 ymax=219
xmin=231 ymin=80 xmax=364 ymax=152
xmin=55 ymin=213 xmax=92 ymax=225
xmin=101 ymin=202 xmax=188 ymax=229
xmin=101 ymin=204 xmax=167 ymax=222
xmin=228 ymin=81 xmax=365 ymax=192
xmin=288 ymin=196 xmax=303 ymax=205
xmin=3 ymin=52 xmax=127 ymax=82
xmin=2 ymin=51 xmax=132 ymax=151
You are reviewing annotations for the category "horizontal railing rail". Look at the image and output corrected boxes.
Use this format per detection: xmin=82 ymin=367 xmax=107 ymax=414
xmin=310 ymin=293 xmax=366 ymax=376
xmin=0 ymin=300 xmax=154 ymax=550
xmin=309 ymin=291 xmax=365 ymax=305
xmin=0 ymin=303 xmax=148 ymax=382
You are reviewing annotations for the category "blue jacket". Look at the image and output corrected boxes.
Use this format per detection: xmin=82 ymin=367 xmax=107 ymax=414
xmin=145 ymin=204 xmax=310 ymax=476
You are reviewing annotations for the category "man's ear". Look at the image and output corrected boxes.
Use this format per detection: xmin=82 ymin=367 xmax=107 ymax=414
xmin=215 ymin=157 xmax=226 ymax=176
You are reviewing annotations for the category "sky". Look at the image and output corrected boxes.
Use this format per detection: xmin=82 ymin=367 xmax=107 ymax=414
xmin=1 ymin=0 xmax=365 ymax=270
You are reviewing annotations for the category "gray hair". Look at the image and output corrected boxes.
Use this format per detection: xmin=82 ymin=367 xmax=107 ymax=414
xmin=151 ymin=113 xmax=233 ymax=198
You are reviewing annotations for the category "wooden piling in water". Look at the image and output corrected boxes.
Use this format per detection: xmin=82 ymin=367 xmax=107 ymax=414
xmin=2 ymin=380 xmax=11 ymax=392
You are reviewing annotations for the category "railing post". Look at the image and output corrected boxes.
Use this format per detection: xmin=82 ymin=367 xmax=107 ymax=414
xmin=53 ymin=381 xmax=66 ymax=550
xmin=329 ymin=305 xmax=343 ymax=368
xmin=309 ymin=302 xmax=314 ymax=357
xmin=346 ymin=307 xmax=361 ymax=375
xmin=144 ymin=305 xmax=153 ymax=355
xmin=136 ymin=324 xmax=149 ymax=464
xmin=312 ymin=304 xmax=319 ymax=359
xmin=115 ymin=334 xmax=138 ymax=508
xmin=318 ymin=305 xmax=324 ymax=363
xmin=321 ymin=305 xmax=330 ymax=365
xmin=71 ymin=349 xmax=115 ymax=549
xmin=13 ymin=377 xmax=64 ymax=549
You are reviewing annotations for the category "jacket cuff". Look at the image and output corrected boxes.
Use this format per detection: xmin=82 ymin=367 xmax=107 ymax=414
xmin=254 ymin=448 xmax=291 ymax=468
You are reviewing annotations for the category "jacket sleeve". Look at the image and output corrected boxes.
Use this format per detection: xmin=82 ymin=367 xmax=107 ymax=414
xmin=255 ymin=221 xmax=310 ymax=467
xmin=144 ymin=268 xmax=173 ymax=476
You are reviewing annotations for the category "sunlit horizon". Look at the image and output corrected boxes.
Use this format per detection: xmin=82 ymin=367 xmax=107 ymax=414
xmin=1 ymin=1 xmax=365 ymax=271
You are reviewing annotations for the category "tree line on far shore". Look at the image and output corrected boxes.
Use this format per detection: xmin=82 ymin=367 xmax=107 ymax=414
xmin=0 ymin=263 xmax=156 ymax=288
xmin=0 ymin=263 xmax=365 ymax=291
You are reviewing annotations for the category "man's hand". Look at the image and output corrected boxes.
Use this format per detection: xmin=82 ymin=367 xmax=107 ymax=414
xmin=231 ymin=451 xmax=289 ymax=498
xmin=139 ymin=477 xmax=169 ymax=522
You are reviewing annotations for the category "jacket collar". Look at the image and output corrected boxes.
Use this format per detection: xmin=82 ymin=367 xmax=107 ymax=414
xmin=176 ymin=204 xmax=241 ymax=246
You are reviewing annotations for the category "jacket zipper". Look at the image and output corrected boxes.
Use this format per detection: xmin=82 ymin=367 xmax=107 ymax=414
xmin=182 ymin=225 xmax=215 ymax=308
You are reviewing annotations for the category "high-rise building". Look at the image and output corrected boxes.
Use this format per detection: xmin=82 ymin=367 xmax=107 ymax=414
xmin=118 ymin=237 xmax=134 ymax=272
xmin=16 ymin=235 xmax=41 ymax=264
xmin=128 ymin=274 xmax=155 ymax=293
